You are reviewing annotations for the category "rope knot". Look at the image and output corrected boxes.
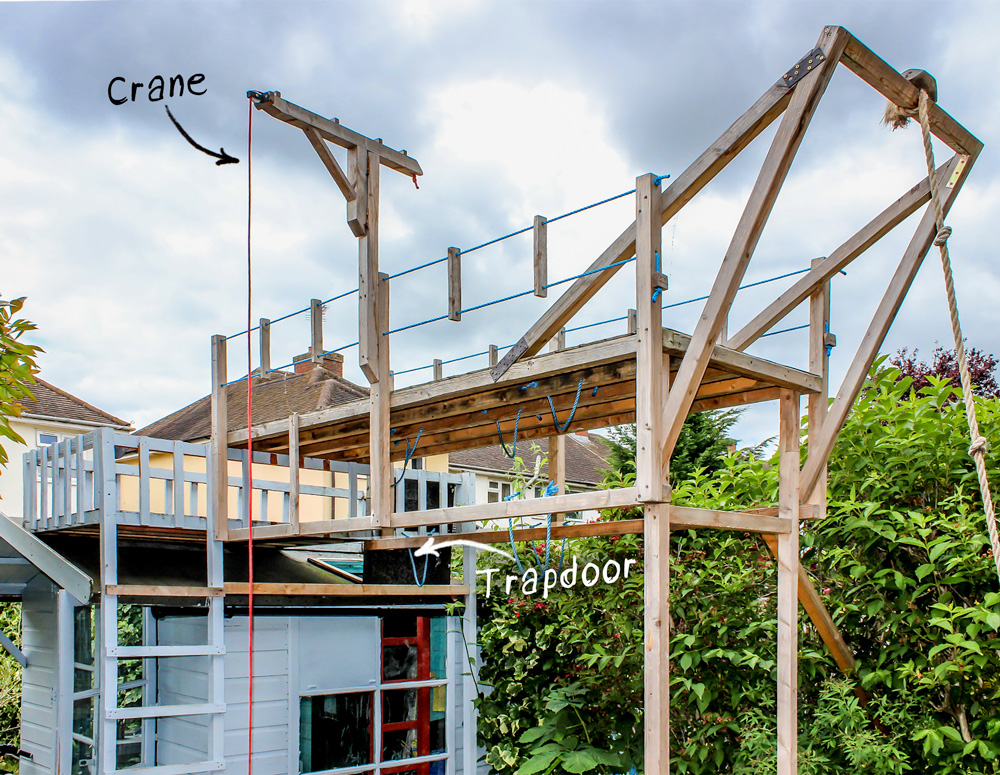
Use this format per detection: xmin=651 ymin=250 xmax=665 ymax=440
xmin=934 ymin=226 xmax=952 ymax=247
xmin=969 ymin=436 xmax=989 ymax=457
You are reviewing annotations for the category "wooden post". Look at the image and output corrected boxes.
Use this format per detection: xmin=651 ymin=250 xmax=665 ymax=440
xmin=635 ymin=174 xmax=664 ymax=503
xmin=371 ymin=271 xmax=392 ymax=530
xmin=358 ymin=149 xmax=379 ymax=383
xmin=549 ymin=333 xmax=566 ymax=523
xmin=806 ymin=257 xmax=830 ymax=519
xmin=489 ymin=344 xmax=498 ymax=367
xmin=259 ymin=318 xmax=271 ymax=375
xmin=289 ymin=412 xmax=300 ymax=530
xmin=636 ymin=172 xmax=670 ymax=772
xmin=433 ymin=359 xmax=443 ymax=381
xmin=627 ymin=308 xmax=637 ymax=336
xmin=644 ymin=503 xmax=670 ymax=774
xmin=310 ymin=299 xmax=323 ymax=361
xmin=534 ymin=215 xmax=548 ymax=298
xmin=448 ymin=247 xmax=462 ymax=321
xmin=210 ymin=335 xmax=229 ymax=541
xmin=777 ymin=390 xmax=800 ymax=775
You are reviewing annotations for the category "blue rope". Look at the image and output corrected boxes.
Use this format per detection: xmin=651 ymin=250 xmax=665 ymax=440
xmin=408 ymin=548 xmax=430 ymax=587
xmin=544 ymin=481 xmax=559 ymax=497
xmin=388 ymin=255 xmax=449 ymax=280
xmin=564 ymin=315 xmax=627 ymax=334
xmin=558 ymin=538 xmax=568 ymax=573
xmin=546 ymin=379 xmax=585 ymax=433
xmin=761 ymin=323 xmax=809 ymax=338
xmin=653 ymin=174 xmax=671 ymax=185
xmin=392 ymin=428 xmax=424 ymax=487
xmin=528 ymin=514 xmax=553 ymax=570
xmin=497 ymin=409 xmax=522 ymax=459
xmin=652 ymin=249 xmax=664 ymax=303
xmin=544 ymin=256 xmax=636 ymax=290
xmin=520 ymin=381 xmax=538 ymax=391
xmin=507 ymin=518 xmax=526 ymax=573
xmin=546 ymin=188 xmax=638 ymax=225
xmin=662 ymin=267 xmax=810 ymax=310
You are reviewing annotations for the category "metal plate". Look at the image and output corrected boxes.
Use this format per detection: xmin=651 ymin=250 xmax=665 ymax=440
xmin=781 ymin=48 xmax=827 ymax=88
xmin=490 ymin=337 xmax=528 ymax=382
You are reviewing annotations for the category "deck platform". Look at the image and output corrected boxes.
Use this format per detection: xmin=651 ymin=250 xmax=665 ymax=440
xmin=232 ymin=328 xmax=820 ymax=462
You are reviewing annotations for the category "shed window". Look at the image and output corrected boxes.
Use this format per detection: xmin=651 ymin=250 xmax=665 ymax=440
xmin=300 ymin=692 xmax=374 ymax=773
xmin=298 ymin=614 xmax=448 ymax=775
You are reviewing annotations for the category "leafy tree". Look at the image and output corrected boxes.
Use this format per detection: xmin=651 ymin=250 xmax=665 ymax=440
xmin=891 ymin=344 xmax=999 ymax=399
xmin=0 ymin=296 xmax=42 ymax=472
xmin=601 ymin=409 xmax=741 ymax=486
xmin=474 ymin=361 xmax=1000 ymax=774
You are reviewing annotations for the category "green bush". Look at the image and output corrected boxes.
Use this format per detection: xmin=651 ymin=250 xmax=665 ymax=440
xmin=475 ymin=363 xmax=1000 ymax=774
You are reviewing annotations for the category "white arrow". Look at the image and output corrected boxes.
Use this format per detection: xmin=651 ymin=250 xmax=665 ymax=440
xmin=413 ymin=536 xmax=514 ymax=561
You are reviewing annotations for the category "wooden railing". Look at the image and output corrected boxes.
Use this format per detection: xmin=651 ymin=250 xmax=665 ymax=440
xmin=23 ymin=428 xmax=474 ymax=538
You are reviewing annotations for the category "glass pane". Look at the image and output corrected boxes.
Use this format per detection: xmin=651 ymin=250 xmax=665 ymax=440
xmin=74 ymin=666 xmax=94 ymax=693
xmin=426 ymin=481 xmax=440 ymax=510
xmin=383 ymin=688 xmax=417 ymax=724
xmin=404 ymin=479 xmax=419 ymax=512
xmin=383 ymin=644 xmax=417 ymax=681
xmin=73 ymin=697 xmax=95 ymax=740
xmin=72 ymin=739 xmax=96 ymax=775
xmin=299 ymin=692 xmax=372 ymax=773
xmin=431 ymin=715 xmax=447 ymax=754
xmin=382 ymin=728 xmax=418 ymax=761
xmin=74 ymin=607 xmax=94 ymax=665
xmin=429 ymin=618 xmax=446 ymax=681
xmin=117 ymin=717 xmax=143 ymax=768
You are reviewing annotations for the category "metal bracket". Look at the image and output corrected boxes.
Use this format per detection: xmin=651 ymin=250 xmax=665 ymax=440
xmin=781 ymin=48 xmax=827 ymax=88
xmin=490 ymin=337 xmax=528 ymax=382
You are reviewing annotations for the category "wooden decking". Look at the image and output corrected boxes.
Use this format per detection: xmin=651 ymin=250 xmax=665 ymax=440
xmin=232 ymin=328 xmax=820 ymax=462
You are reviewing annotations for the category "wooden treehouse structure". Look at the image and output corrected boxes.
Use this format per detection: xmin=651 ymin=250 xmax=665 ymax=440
xmin=9 ymin=24 xmax=982 ymax=775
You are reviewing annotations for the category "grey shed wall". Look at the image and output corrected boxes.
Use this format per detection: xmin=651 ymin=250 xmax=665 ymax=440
xmin=20 ymin=577 xmax=70 ymax=775
xmin=156 ymin=614 xmax=474 ymax=775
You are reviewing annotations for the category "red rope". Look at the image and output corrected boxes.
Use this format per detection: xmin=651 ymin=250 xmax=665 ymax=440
xmin=246 ymin=95 xmax=255 ymax=775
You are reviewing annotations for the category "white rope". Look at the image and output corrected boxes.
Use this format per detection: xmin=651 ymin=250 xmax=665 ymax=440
xmin=916 ymin=90 xmax=1000 ymax=585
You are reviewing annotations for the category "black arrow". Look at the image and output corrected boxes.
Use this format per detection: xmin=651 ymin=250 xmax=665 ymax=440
xmin=165 ymin=105 xmax=239 ymax=166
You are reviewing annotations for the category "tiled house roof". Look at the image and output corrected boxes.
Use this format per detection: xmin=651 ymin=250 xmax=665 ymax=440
xmin=138 ymin=365 xmax=368 ymax=442
xmin=448 ymin=434 xmax=612 ymax=486
xmin=19 ymin=379 xmax=130 ymax=428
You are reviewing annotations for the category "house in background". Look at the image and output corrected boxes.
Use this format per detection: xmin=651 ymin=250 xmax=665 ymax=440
xmin=0 ymin=378 xmax=131 ymax=519
xmin=448 ymin=432 xmax=612 ymax=521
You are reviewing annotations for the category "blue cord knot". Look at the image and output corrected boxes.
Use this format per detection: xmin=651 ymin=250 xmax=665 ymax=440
xmin=653 ymin=174 xmax=671 ymax=185
xmin=520 ymin=381 xmax=538 ymax=391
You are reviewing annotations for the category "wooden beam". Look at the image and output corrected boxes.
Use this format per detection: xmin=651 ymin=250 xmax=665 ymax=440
xmin=210 ymin=335 xmax=228 ymax=542
xmin=106 ymin=585 xmax=224 ymax=598
xmin=358 ymin=151 xmax=380 ymax=383
xmin=491 ymin=68 xmax=800 ymax=378
xmin=660 ymin=27 xmax=847 ymax=472
xmin=728 ymin=157 xmax=959 ymax=351
xmin=394 ymin=486 xmax=642 ymax=529
xmin=839 ymin=32 xmax=982 ymax=157
xmin=799 ymin=150 xmax=976 ymax=501
xmin=370 ymin=507 xmax=790 ymax=550
xmin=226 ymin=515 xmax=374 ymax=541
xmin=259 ymin=318 xmax=271 ymax=375
xmin=254 ymin=91 xmax=423 ymax=176
xmin=224 ymin=583 xmax=468 ymax=596
xmin=761 ymin=534 xmax=856 ymax=675
xmin=302 ymin=126 xmax=367 ymax=239
xmin=635 ymin=174 xmax=665 ymax=503
xmin=533 ymin=215 xmax=548 ymax=298
xmin=777 ymin=390 xmax=800 ymax=775
xmin=433 ymin=359 xmax=443 ymax=381
xmin=448 ymin=247 xmax=462 ymax=321
xmin=348 ymin=145 xmax=367 ymax=241
xmin=548 ymin=336 xmax=566 ymax=521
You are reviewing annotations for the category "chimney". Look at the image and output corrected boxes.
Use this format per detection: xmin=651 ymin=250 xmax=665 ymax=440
xmin=293 ymin=349 xmax=344 ymax=378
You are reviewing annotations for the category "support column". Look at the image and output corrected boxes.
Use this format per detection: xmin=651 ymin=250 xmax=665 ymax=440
xmin=210 ymin=335 xmax=229 ymax=541
xmin=777 ymin=390 xmax=800 ymax=775
xmin=806 ymin=257 xmax=831 ymax=519
xmin=636 ymin=172 xmax=670 ymax=772
xmin=372 ymin=271 xmax=392 ymax=531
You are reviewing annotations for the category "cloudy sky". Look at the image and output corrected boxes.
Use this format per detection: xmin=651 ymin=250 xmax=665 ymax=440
xmin=2 ymin=0 xmax=998 ymax=447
